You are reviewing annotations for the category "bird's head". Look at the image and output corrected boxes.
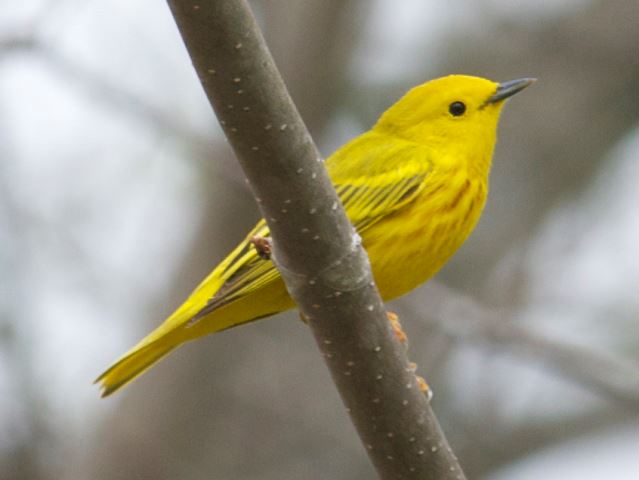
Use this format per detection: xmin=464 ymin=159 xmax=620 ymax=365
xmin=374 ymin=75 xmax=534 ymax=172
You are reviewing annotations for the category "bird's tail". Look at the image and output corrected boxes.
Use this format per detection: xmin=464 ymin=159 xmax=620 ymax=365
xmin=95 ymin=299 xmax=204 ymax=396
xmin=95 ymin=237 xmax=253 ymax=396
xmin=95 ymin=337 xmax=179 ymax=397
xmin=95 ymin=231 xmax=291 ymax=397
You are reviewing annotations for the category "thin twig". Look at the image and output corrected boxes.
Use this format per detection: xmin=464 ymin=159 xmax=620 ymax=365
xmin=413 ymin=282 xmax=639 ymax=410
xmin=166 ymin=1 xmax=466 ymax=478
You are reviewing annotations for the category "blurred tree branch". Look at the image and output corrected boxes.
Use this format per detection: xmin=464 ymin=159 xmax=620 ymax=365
xmin=166 ymin=1 xmax=464 ymax=478
xmin=1 ymin=30 xmax=242 ymax=186
xmin=38 ymin=45 xmax=210 ymax=151
xmin=461 ymin=405 xmax=636 ymax=477
xmin=412 ymin=282 xmax=639 ymax=409
xmin=0 ymin=33 xmax=36 ymax=53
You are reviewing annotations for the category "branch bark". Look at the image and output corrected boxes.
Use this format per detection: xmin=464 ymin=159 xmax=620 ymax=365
xmin=166 ymin=1 xmax=465 ymax=478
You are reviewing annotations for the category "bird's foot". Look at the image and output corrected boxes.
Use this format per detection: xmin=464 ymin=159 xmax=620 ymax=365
xmin=408 ymin=361 xmax=433 ymax=401
xmin=416 ymin=374 xmax=433 ymax=401
xmin=387 ymin=311 xmax=408 ymax=344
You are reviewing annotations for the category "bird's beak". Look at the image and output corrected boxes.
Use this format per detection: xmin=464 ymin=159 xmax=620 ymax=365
xmin=484 ymin=78 xmax=536 ymax=105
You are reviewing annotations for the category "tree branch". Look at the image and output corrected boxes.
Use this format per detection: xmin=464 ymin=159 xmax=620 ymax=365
xmin=413 ymin=283 xmax=639 ymax=410
xmin=166 ymin=1 xmax=465 ymax=478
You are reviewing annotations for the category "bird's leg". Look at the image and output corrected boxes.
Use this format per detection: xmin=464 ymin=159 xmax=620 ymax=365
xmin=250 ymin=235 xmax=272 ymax=260
xmin=387 ymin=311 xmax=408 ymax=344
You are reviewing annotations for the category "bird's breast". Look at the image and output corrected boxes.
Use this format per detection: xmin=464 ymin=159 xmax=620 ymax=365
xmin=364 ymin=171 xmax=487 ymax=300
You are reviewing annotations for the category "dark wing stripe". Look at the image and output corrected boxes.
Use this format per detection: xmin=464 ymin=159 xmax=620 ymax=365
xmin=340 ymin=172 xmax=427 ymax=234
xmin=194 ymin=160 xmax=429 ymax=320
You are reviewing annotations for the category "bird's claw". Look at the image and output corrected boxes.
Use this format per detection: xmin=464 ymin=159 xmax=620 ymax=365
xmin=387 ymin=311 xmax=408 ymax=344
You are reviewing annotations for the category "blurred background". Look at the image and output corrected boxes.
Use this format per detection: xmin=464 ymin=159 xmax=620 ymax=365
xmin=2 ymin=0 xmax=639 ymax=478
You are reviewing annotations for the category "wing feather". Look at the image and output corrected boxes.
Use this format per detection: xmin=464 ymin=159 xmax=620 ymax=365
xmin=194 ymin=134 xmax=432 ymax=319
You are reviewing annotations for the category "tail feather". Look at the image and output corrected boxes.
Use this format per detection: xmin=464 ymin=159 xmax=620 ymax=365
xmin=95 ymin=230 xmax=293 ymax=397
xmin=95 ymin=339 xmax=179 ymax=397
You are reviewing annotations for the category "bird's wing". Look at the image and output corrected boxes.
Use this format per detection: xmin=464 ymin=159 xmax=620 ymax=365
xmin=333 ymin=171 xmax=429 ymax=233
xmin=188 ymin=219 xmax=278 ymax=320
xmin=328 ymin=134 xmax=432 ymax=232
xmin=192 ymin=137 xmax=431 ymax=319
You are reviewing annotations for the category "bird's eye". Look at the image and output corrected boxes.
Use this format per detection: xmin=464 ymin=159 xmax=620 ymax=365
xmin=449 ymin=101 xmax=466 ymax=116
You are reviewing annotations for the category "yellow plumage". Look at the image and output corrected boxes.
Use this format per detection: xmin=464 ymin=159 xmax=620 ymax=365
xmin=96 ymin=74 xmax=533 ymax=396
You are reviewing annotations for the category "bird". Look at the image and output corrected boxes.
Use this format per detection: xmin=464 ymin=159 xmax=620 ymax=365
xmin=96 ymin=74 xmax=534 ymax=397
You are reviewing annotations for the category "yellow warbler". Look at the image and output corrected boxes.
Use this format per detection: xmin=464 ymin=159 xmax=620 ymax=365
xmin=97 ymin=75 xmax=533 ymax=396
